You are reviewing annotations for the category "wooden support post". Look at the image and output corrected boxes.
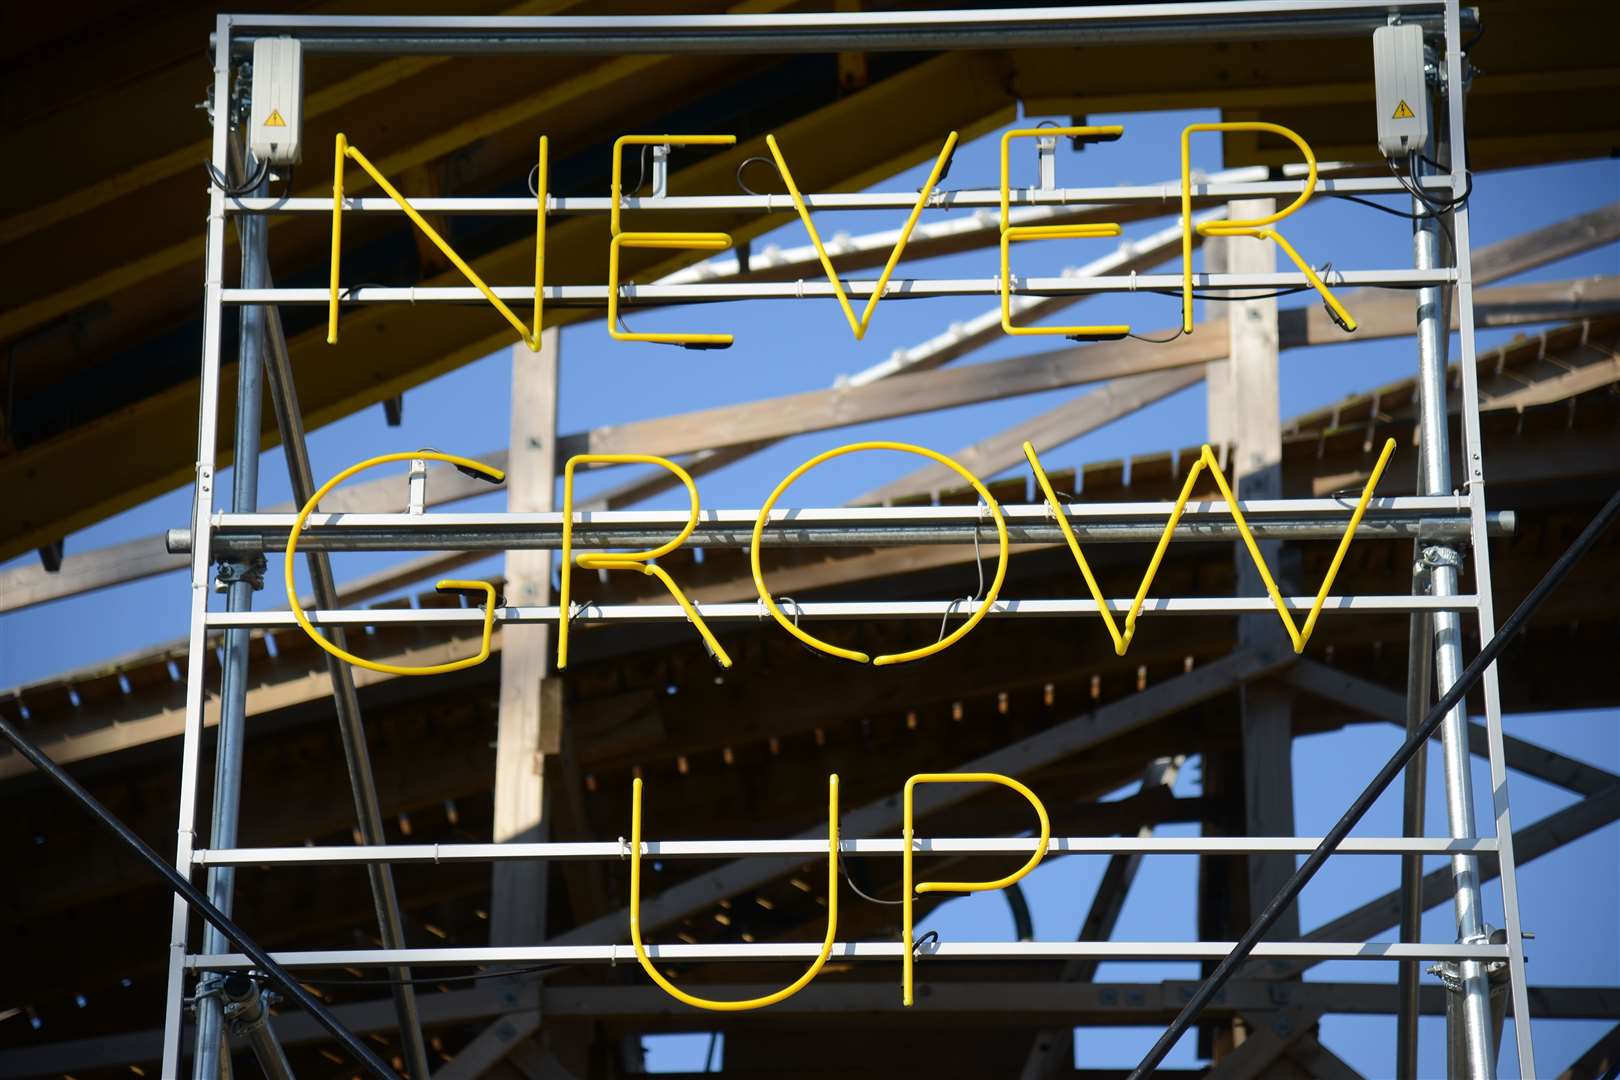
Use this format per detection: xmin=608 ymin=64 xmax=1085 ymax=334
xmin=1211 ymin=200 xmax=1302 ymax=956
xmin=492 ymin=330 xmax=561 ymax=951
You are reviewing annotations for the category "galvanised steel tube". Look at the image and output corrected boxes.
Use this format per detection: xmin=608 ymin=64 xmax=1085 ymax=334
xmin=184 ymin=513 xmax=1511 ymax=555
xmin=192 ymin=152 xmax=268 ymax=1080
xmin=220 ymin=975 xmax=294 ymax=1080
xmin=1411 ymin=129 xmax=1497 ymax=1079
xmin=1397 ymin=564 xmax=1435 ymax=1080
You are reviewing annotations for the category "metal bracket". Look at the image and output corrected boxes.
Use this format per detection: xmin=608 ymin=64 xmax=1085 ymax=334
xmin=408 ymin=457 xmax=428 ymax=514
xmin=651 ymin=143 xmax=671 ymax=199
xmin=1418 ymin=544 xmax=1464 ymax=571
xmin=214 ymin=553 xmax=267 ymax=592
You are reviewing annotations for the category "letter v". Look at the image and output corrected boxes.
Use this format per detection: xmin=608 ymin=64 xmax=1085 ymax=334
xmin=765 ymin=131 xmax=958 ymax=340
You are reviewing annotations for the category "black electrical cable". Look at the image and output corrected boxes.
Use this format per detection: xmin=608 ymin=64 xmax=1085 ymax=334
xmin=298 ymin=962 xmax=569 ymax=989
xmin=736 ymin=156 xmax=777 ymax=196
xmin=1126 ymin=327 xmax=1186 ymax=345
xmin=838 ymin=846 xmax=905 ymax=905
xmin=205 ymin=157 xmax=270 ymax=197
xmin=0 ymin=714 xmax=398 ymax=1080
xmin=1127 ymin=480 xmax=1620 ymax=1080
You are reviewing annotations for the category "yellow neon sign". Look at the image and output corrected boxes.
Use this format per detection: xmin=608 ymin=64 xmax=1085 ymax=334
xmin=767 ymin=131 xmax=960 ymax=340
xmin=630 ymin=774 xmax=839 ymax=1010
xmin=750 ymin=441 xmax=1009 ymax=666
xmin=285 ymin=451 xmax=505 ymax=676
xmin=1179 ymin=121 xmax=1355 ymax=334
xmin=609 ymin=134 xmax=738 ymax=348
xmin=999 ymin=126 xmax=1128 ymax=339
xmin=558 ymin=452 xmax=731 ymax=670
xmin=1025 ymin=437 xmax=1397 ymax=655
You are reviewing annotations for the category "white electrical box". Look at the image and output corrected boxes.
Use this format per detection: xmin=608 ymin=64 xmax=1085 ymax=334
xmin=249 ymin=37 xmax=303 ymax=165
xmin=1372 ymin=24 xmax=1429 ymax=158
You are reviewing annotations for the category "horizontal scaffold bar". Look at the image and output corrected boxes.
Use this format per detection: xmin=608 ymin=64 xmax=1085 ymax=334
xmin=195 ymin=835 xmax=1501 ymax=867
xmin=175 ymin=501 xmax=1509 ymax=555
xmin=225 ymin=269 xmax=1454 ymax=307
xmin=206 ymin=594 xmax=1478 ymax=631
xmin=221 ymin=4 xmax=1470 ymax=55
xmin=230 ymin=176 xmax=1456 ymax=216
xmin=188 ymin=940 xmax=1509 ymax=971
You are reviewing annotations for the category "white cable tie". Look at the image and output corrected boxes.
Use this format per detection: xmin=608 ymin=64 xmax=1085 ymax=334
xmin=610 ymin=942 xmax=618 ymax=967
xmin=619 ymin=835 xmax=630 ymax=860
xmin=1130 ymin=269 xmax=1138 ymax=293
xmin=433 ymin=842 xmax=440 ymax=865
xmin=796 ymin=278 xmax=805 ymax=300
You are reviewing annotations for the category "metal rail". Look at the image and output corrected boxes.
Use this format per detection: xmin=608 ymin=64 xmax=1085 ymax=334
xmin=230 ymin=268 xmax=1454 ymax=307
xmin=179 ymin=507 xmax=1510 ymax=555
xmin=196 ymin=836 xmax=1502 ymax=866
xmin=189 ymin=941 xmax=1510 ymax=971
xmin=206 ymin=595 xmax=1480 ymax=631
xmin=219 ymin=4 xmax=1473 ymax=55
xmin=232 ymin=176 xmax=1454 ymax=215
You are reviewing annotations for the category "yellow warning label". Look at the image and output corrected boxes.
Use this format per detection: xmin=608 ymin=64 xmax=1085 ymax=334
xmin=1392 ymin=99 xmax=1415 ymax=120
xmin=264 ymin=109 xmax=287 ymax=128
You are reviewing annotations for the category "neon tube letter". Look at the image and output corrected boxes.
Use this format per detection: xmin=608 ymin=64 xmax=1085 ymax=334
xmin=999 ymin=127 xmax=1129 ymax=338
xmin=1179 ymin=121 xmax=1356 ymax=335
xmin=902 ymin=773 xmax=1050 ymax=1005
xmin=558 ymin=453 xmax=730 ymax=670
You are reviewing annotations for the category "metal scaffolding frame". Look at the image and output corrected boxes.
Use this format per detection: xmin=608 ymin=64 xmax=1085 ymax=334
xmin=162 ymin=4 xmax=1537 ymax=1077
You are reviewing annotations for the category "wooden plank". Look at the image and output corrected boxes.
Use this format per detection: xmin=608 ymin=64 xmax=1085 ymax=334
xmin=493 ymin=331 xmax=561 ymax=952
xmin=1471 ymin=200 xmax=1620 ymax=284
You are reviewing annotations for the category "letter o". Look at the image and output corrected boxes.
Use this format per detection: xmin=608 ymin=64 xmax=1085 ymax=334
xmin=750 ymin=441 xmax=1009 ymax=666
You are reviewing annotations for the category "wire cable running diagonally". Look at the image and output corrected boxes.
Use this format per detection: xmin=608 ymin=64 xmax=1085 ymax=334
xmin=1127 ymin=479 xmax=1620 ymax=1079
xmin=0 ymin=715 xmax=396 ymax=1080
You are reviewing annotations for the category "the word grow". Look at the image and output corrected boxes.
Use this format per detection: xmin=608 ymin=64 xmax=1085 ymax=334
xmin=282 ymin=437 xmax=1397 ymax=678
xmin=323 ymin=121 xmax=1358 ymax=352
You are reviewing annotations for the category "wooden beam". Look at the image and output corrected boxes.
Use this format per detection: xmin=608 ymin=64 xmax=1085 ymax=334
xmin=431 ymin=1012 xmax=542 ymax=1080
xmin=493 ymin=334 xmax=560 ymax=946
xmin=1557 ymin=1021 xmax=1620 ymax=1080
xmin=1217 ymin=202 xmax=1301 ymax=942
xmin=1205 ymin=1008 xmax=1320 ymax=1080
xmin=1468 ymin=200 xmax=1620 ymax=285
xmin=1281 ymin=659 xmax=1620 ymax=797
xmin=553 ymin=277 xmax=1620 ymax=464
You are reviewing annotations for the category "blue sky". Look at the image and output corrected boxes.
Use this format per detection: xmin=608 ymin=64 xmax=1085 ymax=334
xmin=2 ymin=106 xmax=1615 ymax=1076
